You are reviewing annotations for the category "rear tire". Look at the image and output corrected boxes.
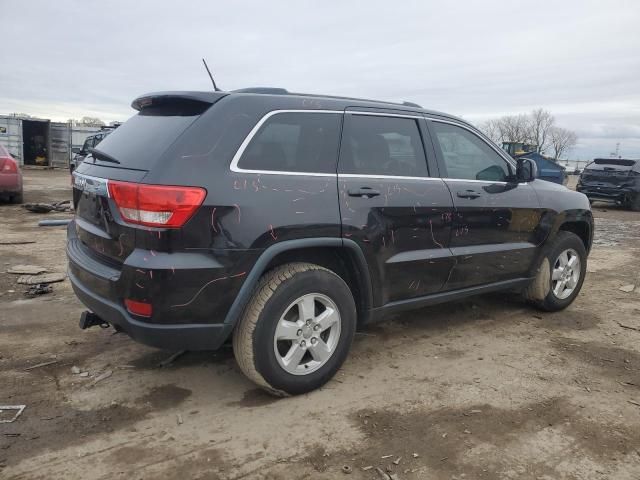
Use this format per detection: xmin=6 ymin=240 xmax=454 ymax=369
xmin=630 ymin=194 xmax=640 ymax=212
xmin=233 ymin=262 xmax=356 ymax=396
xmin=525 ymin=231 xmax=587 ymax=312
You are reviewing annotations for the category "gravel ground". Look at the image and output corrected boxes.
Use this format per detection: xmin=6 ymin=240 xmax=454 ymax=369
xmin=1 ymin=170 xmax=639 ymax=480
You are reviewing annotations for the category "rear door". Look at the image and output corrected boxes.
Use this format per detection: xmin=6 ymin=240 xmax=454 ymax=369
xmin=338 ymin=110 xmax=455 ymax=306
xmin=427 ymin=119 xmax=543 ymax=290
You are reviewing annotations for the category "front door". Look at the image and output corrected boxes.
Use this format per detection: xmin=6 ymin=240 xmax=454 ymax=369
xmin=427 ymin=120 xmax=543 ymax=290
xmin=337 ymin=110 xmax=455 ymax=306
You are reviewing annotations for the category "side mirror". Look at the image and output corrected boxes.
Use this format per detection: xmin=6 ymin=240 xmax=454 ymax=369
xmin=516 ymin=158 xmax=537 ymax=183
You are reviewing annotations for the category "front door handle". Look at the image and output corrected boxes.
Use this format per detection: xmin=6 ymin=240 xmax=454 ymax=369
xmin=456 ymin=189 xmax=482 ymax=199
xmin=348 ymin=187 xmax=381 ymax=198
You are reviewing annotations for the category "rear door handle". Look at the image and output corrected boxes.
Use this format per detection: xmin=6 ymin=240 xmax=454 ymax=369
xmin=456 ymin=189 xmax=482 ymax=199
xmin=348 ymin=187 xmax=381 ymax=198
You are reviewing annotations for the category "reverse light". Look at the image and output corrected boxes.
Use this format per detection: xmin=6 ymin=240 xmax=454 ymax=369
xmin=125 ymin=299 xmax=153 ymax=317
xmin=108 ymin=181 xmax=206 ymax=228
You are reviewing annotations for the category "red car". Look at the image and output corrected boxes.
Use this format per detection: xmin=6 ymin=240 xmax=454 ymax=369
xmin=0 ymin=144 xmax=23 ymax=203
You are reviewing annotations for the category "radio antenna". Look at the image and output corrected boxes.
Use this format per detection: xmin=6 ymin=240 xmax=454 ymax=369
xmin=202 ymin=58 xmax=220 ymax=92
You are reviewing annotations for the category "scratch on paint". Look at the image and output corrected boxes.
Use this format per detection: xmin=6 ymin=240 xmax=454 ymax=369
xmin=382 ymin=236 xmax=386 ymax=247
xmin=117 ymin=234 xmax=125 ymax=257
xmin=391 ymin=229 xmax=396 ymax=244
xmin=269 ymin=224 xmax=278 ymax=240
xmin=429 ymin=219 xmax=444 ymax=248
xmin=233 ymin=204 xmax=241 ymax=223
xmin=135 ymin=282 xmax=144 ymax=289
xmin=170 ymin=272 xmax=247 ymax=308
xmin=211 ymin=207 xmax=218 ymax=232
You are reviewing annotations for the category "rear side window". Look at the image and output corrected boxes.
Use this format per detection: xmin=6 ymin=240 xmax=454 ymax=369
xmin=431 ymin=122 xmax=511 ymax=182
xmin=339 ymin=114 xmax=428 ymax=177
xmin=238 ymin=112 xmax=341 ymax=173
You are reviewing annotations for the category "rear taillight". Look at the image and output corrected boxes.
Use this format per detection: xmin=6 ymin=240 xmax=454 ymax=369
xmin=108 ymin=180 xmax=206 ymax=228
xmin=0 ymin=156 xmax=18 ymax=173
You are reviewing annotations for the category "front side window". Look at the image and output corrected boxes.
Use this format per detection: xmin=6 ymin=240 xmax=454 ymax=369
xmin=432 ymin=122 xmax=511 ymax=182
xmin=339 ymin=114 xmax=428 ymax=177
xmin=238 ymin=112 xmax=341 ymax=173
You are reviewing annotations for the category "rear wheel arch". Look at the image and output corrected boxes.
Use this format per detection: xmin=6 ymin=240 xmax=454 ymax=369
xmin=224 ymin=238 xmax=373 ymax=329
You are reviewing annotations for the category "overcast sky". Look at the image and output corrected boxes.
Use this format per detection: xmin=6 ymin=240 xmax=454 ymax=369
xmin=2 ymin=0 xmax=639 ymax=160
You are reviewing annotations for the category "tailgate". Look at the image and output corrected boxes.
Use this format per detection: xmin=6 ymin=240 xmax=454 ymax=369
xmin=72 ymin=170 xmax=144 ymax=264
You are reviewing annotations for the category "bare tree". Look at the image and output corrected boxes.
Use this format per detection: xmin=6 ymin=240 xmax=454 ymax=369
xmin=479 ymin=119 xmax=504 ymax=144
xmin=527 ymin=108 xmax=555 ymax=153
xmin=549 ymin=127 xmax=577 ymax=160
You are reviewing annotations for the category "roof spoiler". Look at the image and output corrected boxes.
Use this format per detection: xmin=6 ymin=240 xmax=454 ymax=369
xmin=131 ymin=91 xmax=227 ymax=111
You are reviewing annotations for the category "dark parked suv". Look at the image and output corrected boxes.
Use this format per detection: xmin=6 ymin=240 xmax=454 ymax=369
xmin=577 ymin=158 xmax=640 ymax=210
xmin=68 ymin=89 xmax=593 ymax=395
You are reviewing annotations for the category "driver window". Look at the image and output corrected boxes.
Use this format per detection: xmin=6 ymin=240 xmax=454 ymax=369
xmin=432 ymin=122 xmax=511 ymax=182
xmin=339 ymin=114 xmax=428 ymax=177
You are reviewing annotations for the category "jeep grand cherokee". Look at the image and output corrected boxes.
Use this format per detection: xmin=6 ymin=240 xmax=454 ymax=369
xmin=68 ymin=88 xmax=593 ymax=395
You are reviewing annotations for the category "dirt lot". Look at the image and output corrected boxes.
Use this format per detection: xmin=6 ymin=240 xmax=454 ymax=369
xmin=1 ymin=170 xmax=640 ymax=480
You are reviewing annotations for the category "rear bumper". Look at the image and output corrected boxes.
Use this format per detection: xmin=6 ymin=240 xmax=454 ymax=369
xmin=69 ymin=269 xmax=232 ymax=350
xmin=576 ymin=185 xmax=638 ymax=202
xmin=0 ymin=172 xmax=22 ymax=194
xmin=66 ymin=221 xmax=236 ymax=351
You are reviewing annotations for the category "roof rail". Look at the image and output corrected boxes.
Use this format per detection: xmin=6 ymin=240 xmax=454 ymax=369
xmin=232 ymin=87 xmax=289 ymax=95
xmin=230 ymin=87 xmax=423 ymax=110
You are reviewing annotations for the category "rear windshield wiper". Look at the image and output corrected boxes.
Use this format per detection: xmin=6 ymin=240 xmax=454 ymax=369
xmin=89 ymin=148 xmax=120 ymax=165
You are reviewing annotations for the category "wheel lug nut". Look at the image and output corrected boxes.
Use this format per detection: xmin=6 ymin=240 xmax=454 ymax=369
xmin=300 ymin=340 xmax=306 ymax=347
xmin=311 ymin=338 xmax=317 ymax=345
xmin=313 ymin=325 xmax=320 ymax=331
xmin=306 ymin=319 xmax=311 ymax=325
xmin=297 ymin=329 xmax=303 ymax=336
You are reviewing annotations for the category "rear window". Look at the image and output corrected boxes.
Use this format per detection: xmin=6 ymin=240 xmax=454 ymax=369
xmin=91 ymin=104 xmax=207 ymax=170
xmin=593 ymin=159 xmax=636 ymax=167
xmin=237 ymin=112 xmax=341 ymax=173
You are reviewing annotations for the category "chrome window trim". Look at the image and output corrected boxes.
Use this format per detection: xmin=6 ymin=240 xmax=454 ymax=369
xmin=230 ymin=109 xmax=342 ymax=177
xmin=426 ymin=117 xmax=517 ymax=168
xmin=338 ymin=173 xmax=442 ymax=181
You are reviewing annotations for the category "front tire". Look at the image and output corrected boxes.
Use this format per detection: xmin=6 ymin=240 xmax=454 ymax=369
xmin=629 ymin=194 xmax=640 ymax=212
xmin=233 ymin=262 xmax=356 ymax=396
xmin=525 ymin=231 xmax=587 ymax=311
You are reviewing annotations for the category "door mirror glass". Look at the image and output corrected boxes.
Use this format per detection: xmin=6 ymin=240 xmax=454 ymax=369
xmin=516 ymin=158 xmax=537 ymax=182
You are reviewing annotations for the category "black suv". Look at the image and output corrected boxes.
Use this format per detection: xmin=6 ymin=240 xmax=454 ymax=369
xmin=68 ymin=89 xmax=593 ymax=395
xmin=577 ymin=158 xmax=640 ymax=210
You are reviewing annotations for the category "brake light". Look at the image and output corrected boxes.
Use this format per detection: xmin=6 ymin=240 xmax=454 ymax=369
xmin=125 ymin=298 xmax=152 ymax=317
xmin=108 ymin=180 xmax=206 ymax=228
xmin=0 ymin=156 xmax=18 ymax=173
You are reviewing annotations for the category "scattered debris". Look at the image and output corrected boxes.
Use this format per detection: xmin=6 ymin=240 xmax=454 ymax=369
xmin=0 ymin=405 xmax=26 ymax=424
xmin=24 ymin=360 xmax=58 ymax=371
xmin=38 ymin=219 xmax=73 ymax=227
xmin=464 ymin=429 xmax=472 ymax=434
xmin=24 ymin=284 xmax=53 ymax=297
xmin=87 ymin=370 xmax=113 ymax=388
xmin=158 ymin=350 xmax=186 ymax=368
xmin=341 ymin=465 xmax=352 ymax=474
xmin=7 ymin=265 xmax=48 ymax=275
xmin=79 ymin=371 xmax=89 ymax=378
xmin=381 ymin=454 xmax=394 ymax=459
xmin=375 ymin=467 xmax=391 ymax=480
xmin=619 ymin=284 xmax=636 ymax=293
xmin=71 ymin=366 xmax=81 ymax=375
xmin=412 ymin=453 xmax=419 ymax=458
xmin=393 ymin=456 xmax=402 ymax=465
xmin=362 ymin=466 xmax=374 ymax=471
xmin=629 ymin=400 xmax=640 ymax=407
xmin=177 ymin=414 xmax=183 ymax=425
xmin=17 ymin=273 xmax=66 ymax=285
xmin=0 ymin=237 xmax=36 ymax=245
xmin=617 ymin=321 xmax=640 ymax=332
xmin=23 ymin=200 xmax=71 ymax=214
